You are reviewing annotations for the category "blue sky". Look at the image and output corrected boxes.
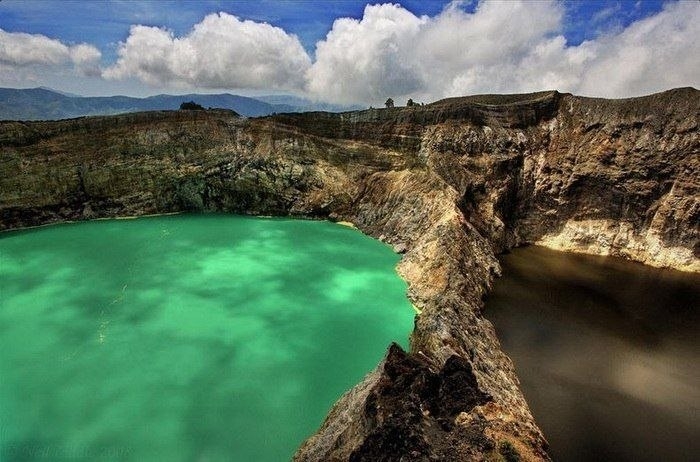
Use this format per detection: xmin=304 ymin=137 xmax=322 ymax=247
xmin=0 ymin=1 xmax=668 ymax=56
xmin=0 ymin=1 xmax=696 ymax=102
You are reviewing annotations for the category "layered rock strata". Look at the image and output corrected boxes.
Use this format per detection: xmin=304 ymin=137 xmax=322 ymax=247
xmin=1 ymin=88 xmax=698 ymax=461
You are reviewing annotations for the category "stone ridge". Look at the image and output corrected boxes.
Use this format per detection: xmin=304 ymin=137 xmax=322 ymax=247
xmin=268 ymin=90 xmax=561 ymax=152
xmin=1 ymin=87 xmax=698 ymax=461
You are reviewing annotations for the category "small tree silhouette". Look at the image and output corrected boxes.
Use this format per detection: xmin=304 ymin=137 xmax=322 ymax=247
xmin=385 ymin=98 xmax=394 ymax=108
xmin=406 ymin=98 xmax=415 ymax=107
xmin=180 ymin=101 xmax=204 ymax=110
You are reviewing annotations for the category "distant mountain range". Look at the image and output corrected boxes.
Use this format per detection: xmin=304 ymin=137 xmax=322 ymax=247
xmin=0 ymin=87 xmax=361 ymax=120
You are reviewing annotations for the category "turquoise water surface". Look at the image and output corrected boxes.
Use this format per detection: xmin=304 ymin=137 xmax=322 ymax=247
xmin=0 ymin=215 xmax=414 ymax=461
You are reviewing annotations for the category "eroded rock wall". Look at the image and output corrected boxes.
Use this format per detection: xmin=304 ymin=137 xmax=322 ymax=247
xmin=1 ymin=88 xmax=698 ymax=461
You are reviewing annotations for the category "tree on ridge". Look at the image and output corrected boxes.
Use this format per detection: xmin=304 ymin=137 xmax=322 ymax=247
xmin=180 ymin=101 xmax=204 ymax=110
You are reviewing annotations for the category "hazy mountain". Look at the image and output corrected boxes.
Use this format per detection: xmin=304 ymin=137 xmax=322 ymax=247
xmin=37 ymin=86 xmax=82 ymax=98
xmin=0 ymin=88 xmax=356 ymax=120
xmin=256 ymin=94 xmax=363 ymax=112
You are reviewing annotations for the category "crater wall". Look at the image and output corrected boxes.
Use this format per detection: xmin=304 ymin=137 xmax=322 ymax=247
xmin=1 ymin=88 xmax=698 ymax=461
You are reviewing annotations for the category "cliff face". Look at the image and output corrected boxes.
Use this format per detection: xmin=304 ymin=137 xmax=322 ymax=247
xmin=1 ymin=88 xmax=698 ymax=461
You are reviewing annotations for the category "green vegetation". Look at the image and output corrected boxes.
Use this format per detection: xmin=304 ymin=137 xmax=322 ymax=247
xmin=179 ymin=100 xmax=204 ymax=110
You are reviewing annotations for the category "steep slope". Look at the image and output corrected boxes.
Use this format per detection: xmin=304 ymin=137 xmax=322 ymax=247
xmin=1 ymin=88 xmax=698 ymax=461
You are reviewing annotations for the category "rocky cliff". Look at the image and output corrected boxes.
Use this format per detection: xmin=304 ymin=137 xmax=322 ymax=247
xmin=1 ymin=88 xmax=698 ymax=461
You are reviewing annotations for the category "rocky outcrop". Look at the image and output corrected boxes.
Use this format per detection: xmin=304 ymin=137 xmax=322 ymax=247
xmin=1 ymin=88 xmax=698 ymax=461
xmin=311 ymin=343 xmax=497 ymax=462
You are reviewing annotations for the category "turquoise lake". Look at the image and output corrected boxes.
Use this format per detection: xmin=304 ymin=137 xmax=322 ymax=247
xmin=0 ymin=215 xmax=415 ymax=461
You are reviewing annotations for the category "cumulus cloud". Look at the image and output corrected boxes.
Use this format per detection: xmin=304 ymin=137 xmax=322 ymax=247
xmin=4 ymin=1 xmax=697 ymax=103
xmin=0 ymin=29 xmax=101 ymax=75
xmin=575 ymin=0 xmax=700 ymax=97
xmin=306 ymin=0 xmax=700 ymax=104
xmin=103 ymin=12 xmax=312 ymax=91
xmin=306 ymin=3 xmax=426 ymax=104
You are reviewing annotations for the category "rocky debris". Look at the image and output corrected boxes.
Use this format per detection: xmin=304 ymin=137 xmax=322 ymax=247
xmin=1 ymin=87 xmax=698 ymax=461
xmin=348 ymin=344 xmax=492 ymax=462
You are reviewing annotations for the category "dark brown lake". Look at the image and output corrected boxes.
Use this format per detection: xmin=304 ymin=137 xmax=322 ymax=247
xmin=485 ymin=246 xmax=699 ymax=462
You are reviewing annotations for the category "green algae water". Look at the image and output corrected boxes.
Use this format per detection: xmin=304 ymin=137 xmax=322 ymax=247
xmin=0 ymin=215 xmax=414 ymax=461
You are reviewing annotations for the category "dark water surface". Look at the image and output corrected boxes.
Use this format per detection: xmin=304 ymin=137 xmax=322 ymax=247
xmin=486 ymin=246 xmax=699 ymax=462
xmin=0 ymin=215 xmax=414 ymax=461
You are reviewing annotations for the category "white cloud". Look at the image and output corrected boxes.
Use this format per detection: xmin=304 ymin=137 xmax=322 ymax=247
xmin=306 ymin=0 xmax=700 ymax=104
xmin=413 ymin=0 xmax=564 ymax=96
xmin=576 ymin=0 xmax=700 ymax=98
xmin=3 ymin=1 xmax=697 ymax=103
xmin=306 ymin=0 xmax=565 ymax=103
xmin=103 ymin=12 xmax=312 ymax=91
xmin=306 ymin=3 xmax=427 ymax=104
xmin=0 ymin=29 xmax=101 ymax=75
